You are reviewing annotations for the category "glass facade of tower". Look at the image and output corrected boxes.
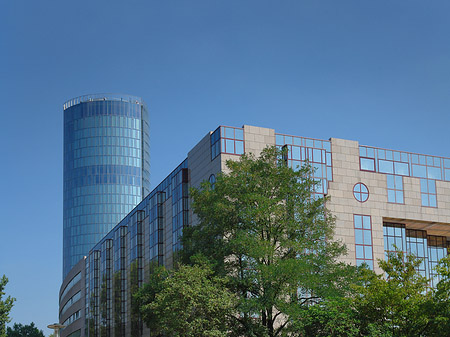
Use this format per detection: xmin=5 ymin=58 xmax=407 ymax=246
xmin=63 ymin=94 xmax=150 ymax=278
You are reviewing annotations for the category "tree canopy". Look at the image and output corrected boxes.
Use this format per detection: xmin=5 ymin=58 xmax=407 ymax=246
xmin=136 ymin=262 xmax=235 ymax=337
xmin=0 ymin=276 xmax=15 ymax=337
xmin=181 ymin=146 xmax=356 ymax=336
xmin=6 ymin=322 xmax=44 ymax=337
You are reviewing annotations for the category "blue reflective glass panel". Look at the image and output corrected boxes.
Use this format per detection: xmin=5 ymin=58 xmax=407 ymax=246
xmin=224 ymin=127 xmax=234 ymax=138
xmin=364 ymin=246 xmax=373 ymax=259
xmin=379 ymin=160 xmax=394 ymax=174
xmin=235 ymin=141 xmax=244 ymax=154
xmin=427 ymin=167 xmax=441 ymax=180
xmin=360 ymin=158 xmax=375 ymax=171
xmin=235 ymin=129 xmax=244 ymax=140
xmin=394 ymin=162 xmax=409 ymax=176
xmin=413 ymin=165 xmax=427 ymax=178
xmin=226 ymin=139 xmax=235 ymax=153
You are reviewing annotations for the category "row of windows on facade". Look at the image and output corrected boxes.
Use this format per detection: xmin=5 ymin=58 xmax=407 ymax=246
xmin=65 ymin=127 xmax=142 ymax=142
xmin=353 ymin=176 xmax=439 ymax=207
xmin=65 ymin=242 xmax=108 ymax=257
xmin=65 ymin=203 xmax=137 ymax=218
xmin=353 ymin=215 xmax=448 ymax=287
xmin=60 ymin=273 xmax=82 ymax=301
xmin=64 ymin=184 xmax=142 ymax=199
xmin=64 ymin=174 xmax=142 ymax=190
xmin=63 ymin=310 xmax=80 ymax=327
xmin=65 ymin=136 xmax=143 ymax=152
xmin=65 ymin=224 xmax=129 ymax=239
xmin=66 ymin=146 xmax=143 ymax=160
xmin=66 ymin=164 xmax=143 ymax=179
xmin=65 ymin=194 xmax=141 ymax=209
xmin=64 ymin=101 xmax=142 ymax=121
xmin=276 ymin=134 xmax=331 ymax=151
xmin=67 ymin=155 xmax=144 ymax=170
xmin=67 ymin=115 xmax=142 ymax=131
xmin=64 ymin=212 xmax=131 ymax=230
xmin=360 ymin=145 xmax=450 ymax=182
xmin=60 ymin=291 xmax=81 ymax=317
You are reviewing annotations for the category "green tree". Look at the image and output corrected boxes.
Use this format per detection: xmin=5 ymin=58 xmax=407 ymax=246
xmin=426 ymin=255 xmax=450 ymax=336
xmin=6 ymin=322 xmax=44 ymax=337
xmin=0 ymin=276 xmax=15 ymax=337
xmin=182 ymin=146 xmax=355 ymax=337
xmin=353 ymin=250 xmax=431 ymax=337
xmin=136 ymin=263 xmax=235 ymax=337
xmin=292 ymin=296 xmax=361 ymax=337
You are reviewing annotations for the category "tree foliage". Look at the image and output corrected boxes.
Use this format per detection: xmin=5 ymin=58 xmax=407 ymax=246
xmin=353 ymin=250 xmax=431 ymax=336
xmin=0 ymin=276 xmax=15 ymax=337
xmin=425 ymin=255 xmax=450 ymax=336
xmin=181 ymin=146 xmax=355 ymax=336
xmin=6 ymin=322 xmax=44 ymax=337
xmin=136 ymin=263 xmax=235 ymax=337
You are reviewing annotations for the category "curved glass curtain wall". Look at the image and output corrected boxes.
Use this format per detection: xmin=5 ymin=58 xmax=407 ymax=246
xmin=63 ymin=94 xmax=150 ymax=278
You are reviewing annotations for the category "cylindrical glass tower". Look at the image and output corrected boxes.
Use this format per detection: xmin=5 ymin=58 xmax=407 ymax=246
xmin=63 ymin=94 xmax=150 ymax=278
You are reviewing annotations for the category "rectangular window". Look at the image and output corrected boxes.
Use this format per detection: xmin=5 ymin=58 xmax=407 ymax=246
xmin=360 ymin=157 xmax=375 ymax=171
xmin=406 ymin=229 xmax=428 ymax=277
xmin=387 ymin=175 xmax=404 ymax=204
xmin=220 ymin=126 xmax=245 ymax=156
xmin=383 ymin=223 xmax=406 ymax=257
xmin=428 ymin=235 xmax=447 ymax=288
xmin=210 ymin=127 xmax=220 ymax=160
xmin=378 ymin=160 xmax=394 ymax=174
xmin=420 ymin=179 xmax=437 ymax=207
xmin=354 ymin=215 xmax=373 ymax=270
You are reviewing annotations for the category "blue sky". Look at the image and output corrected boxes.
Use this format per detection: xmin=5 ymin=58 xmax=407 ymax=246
xmin=1 ymin=0 xmax=450 ymax=334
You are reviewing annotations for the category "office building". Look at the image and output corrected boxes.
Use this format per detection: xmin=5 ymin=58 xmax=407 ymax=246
xmin=63 ymin=94 xmax=150 ymax=278
xmin=59 ymin=125 xmax=450 ymax=337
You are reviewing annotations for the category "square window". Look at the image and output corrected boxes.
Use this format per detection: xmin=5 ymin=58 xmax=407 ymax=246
xmin=235 ymin=141 xmax=244 ymax=155
xmin=235 ymin=129 xmax=244 ymax=140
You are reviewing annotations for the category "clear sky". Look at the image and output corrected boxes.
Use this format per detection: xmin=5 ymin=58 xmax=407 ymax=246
xmin=1 ymin=0 xmax=450 ymax=334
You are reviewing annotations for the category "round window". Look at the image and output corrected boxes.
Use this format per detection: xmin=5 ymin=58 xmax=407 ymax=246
xmin=353 ymin=183 xmax=369 ymax=203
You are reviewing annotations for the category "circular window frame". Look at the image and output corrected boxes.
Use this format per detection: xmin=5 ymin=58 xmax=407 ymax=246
xmin=353 ymin=182 xmax=369 ymax=203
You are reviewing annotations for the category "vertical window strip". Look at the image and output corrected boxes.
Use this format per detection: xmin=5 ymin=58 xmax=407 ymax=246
xmin=420 ymin=179 xmax=437 ymax=207
xmin=354 ymin=215 xmax=374 ymax=270
xmin=406 ymin=229 xmax=429 ymax=278
xmin=387 ymin=174 xmax=404 ymax=204
xmin=210 ymin=127 xmax=221 ymax=160
xmin=428 ymin=235 xmax=447 ymax=288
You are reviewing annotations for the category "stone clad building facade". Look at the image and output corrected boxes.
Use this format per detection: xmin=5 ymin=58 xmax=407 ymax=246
xmin=59 ymin=125 xmax=450 ymax=337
